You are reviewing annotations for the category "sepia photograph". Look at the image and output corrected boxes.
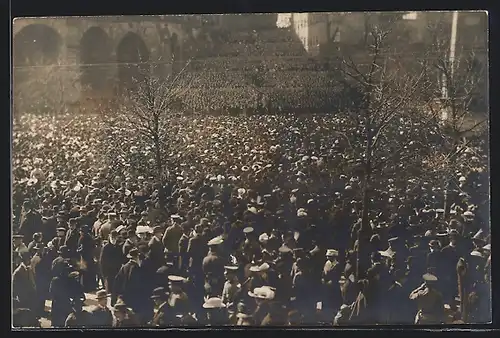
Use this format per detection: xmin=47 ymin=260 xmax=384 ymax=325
xmin=11 ymin=11 xmax=490 ymax=328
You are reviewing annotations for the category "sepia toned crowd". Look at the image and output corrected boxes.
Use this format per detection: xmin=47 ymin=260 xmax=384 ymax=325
xmin=12 ymin=112 xmax=490 ymax=328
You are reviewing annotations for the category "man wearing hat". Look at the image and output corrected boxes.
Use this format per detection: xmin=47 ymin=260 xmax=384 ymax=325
xmin=51 ymin=245 xmax=71 ymax=277
xmin=202 ymin=297 xmax=229 ymax=325
xmin=163 ymin=216 xmax=183 ymax=269
xmin=439 ymin=230 xmax=461 ymax=305
xmin=240 ymin=227 xmax=259 ymax=259
xmin=148 ymin=226 xmax=166 ymax=270
xmin=99 ymin=230 xmax=125 ymax=306
xmin=12 ymin=251 xmax=37 ymax=313
xmin=248 ymin=286 xmax=276 ymax=325
xmin=150 ymin=287 xmax=172 ymax=326
xmin=167 ymin=275 xmax=190 ymax=319
xmin=19 ymin=200 xmax=43 ymax=243
xmin=235 ymin=301 xmax=254 ymax=326
xmin=40 ymin=207 xmax=58 ymax=246
xmin=88 ymin=290 xmax=113 ymax=327
xmin=202 ymin=237 xmax=225 ymax=298
xmin=426 ymin=239 xmax=442 ymax=276
xmin=64 ymin=218 xmax=80 ymax=259
xmin=187 ymin=224 xmax=206 ymax=286
xmin=114 ymin=247 xmax=149 ymax=324
xmin=178 ymin=222 xmax=192 ymax=272
xmin=112 ymin=298 xmax=140 ymax=327
xmin=222 ymin=265 xmax=241 ymax=306
xmin=51 ymin=227 xmax=67 ymax=253
xmin=13 ymin=234 xmax=29 ymax=270
xmin=322 ymin=249 xmax=342 ymax=315
xmin=409 ymin=273 xmax=445 ymax=324
xmin=77 ymin=224 xmax=98 ymax=292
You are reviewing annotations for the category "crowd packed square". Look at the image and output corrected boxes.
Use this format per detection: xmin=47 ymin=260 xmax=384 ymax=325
xmin=12 ymin=111 xmax=490 ymax=328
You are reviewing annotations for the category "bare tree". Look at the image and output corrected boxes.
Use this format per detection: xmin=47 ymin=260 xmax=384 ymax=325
xmin=421 ymin=14 xmax=488 ymax=218
xmin=99 ymin=61 xmax=194 ymax=185
xmin=335 ymin=16 xmax=439 ymax=278
xmin=13 ymin=58 xmax=83 ymax=117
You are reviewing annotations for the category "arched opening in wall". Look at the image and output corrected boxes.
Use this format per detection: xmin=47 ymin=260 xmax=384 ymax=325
xmin=116 ymin=32 xmax=150 ymax=94
xmin=13 ymin=24 xmax=62 ymax=84
xmin=80 ymin=27 xmax=112 ymax=97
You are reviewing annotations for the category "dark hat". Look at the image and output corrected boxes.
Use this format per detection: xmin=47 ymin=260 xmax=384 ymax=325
xmin=79 ymin=225 xmax=90 ymax=232
xmin=126 ymin=247 xmax=140 ymax=259
xmin=150 ymin=287 xmax=168 ymax=299
xmin=96 ymin=290 xmax=111 ymax=300
xmin=113 ymin=298 xmax=128 ymax=310
xmin=423 ymin=273 xmax=438 ymax=282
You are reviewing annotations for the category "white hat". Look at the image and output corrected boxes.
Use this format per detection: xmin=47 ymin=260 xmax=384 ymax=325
xmin=470 ymin=250 xmax=483 ymax=258
xmin=326 ymin=249 xmax=339 ymax=257
xmin=207 ymin=236 xmax=224 ymax=246
xmin=259 ymin=233 xmax=269 ymax=243
xmin=202 ymin=297 xmax=226 ymax=309
xmin=459 ymin=176 xmax=467 ymax=182
xmin=248 ymin=286 xmax=275 ymax=300
xmin=297 ymin=208 xmax=308 ymax=217
xmin=463 ymin=211 xmax=475 ymax=217
xmin=482 ymin=244 xmax=491 ymax=251
xmin=249 ymin=262 xmax=270 ymax=273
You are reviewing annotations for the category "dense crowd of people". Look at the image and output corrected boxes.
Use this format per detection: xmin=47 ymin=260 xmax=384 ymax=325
xmin=12 ymin=109 xmax=490 ymax=328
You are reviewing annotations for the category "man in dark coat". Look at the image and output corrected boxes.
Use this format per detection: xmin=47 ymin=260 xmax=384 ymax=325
xmin=31 ymin=244 xmax=51 ymax=317
xmin=202 ymin=237 xmax=226 ymax=297
xmin=321 ymin=249 xmax=343 ymax=315
xmin=88 ymin=290 xmax=114 ymax=327
xmin=409 ymin=273 xmax=445 ymax=324
xmin=187 ymin=224 xmax=206 ymax=286
xmin=13 ymin=252 xmax=37 ymax=312
xmin=77 ymin=225 xmax=97 ymax=292
xmin=150 ymin=287 xmax=172 ymax=327
xmin=99 ymin=230 xmax=124 ymax=306
xmin=440 ymin=230 xmax=461 ymax=304
xmin=51 ymin=227 xmax=67 ymax=252
xmin=162 ymin=216 xmax=183 ymax=268
xmin=51 ymin=245 xmax=71 ymax=277
xmin=41 ymin=208 xmax=58 ymax=245
xmin=64 ymin=218 xmax=80 ymax=259
xmin=50 ymin=266 xmax=85 ymax=327
xmin=426 ymin=240 xmax=442 ymax=276
xmin=178 ymin=223 xmax=191 ymax=272
xmin=19 ymin=201 xmax=42 ymax=242
xmin=148 ymin=226 xmax=165 ymax=271
xmin=114 ymin=248 xmax=149 ymax=324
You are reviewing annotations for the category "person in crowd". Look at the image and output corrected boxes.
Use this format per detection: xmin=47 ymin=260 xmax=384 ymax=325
xmin=88 ymin=290 xmax=114 ymax=327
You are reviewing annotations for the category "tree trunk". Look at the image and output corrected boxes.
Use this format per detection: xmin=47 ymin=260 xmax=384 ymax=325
xmin=356 ymin=109 xmax=373 ymax=280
